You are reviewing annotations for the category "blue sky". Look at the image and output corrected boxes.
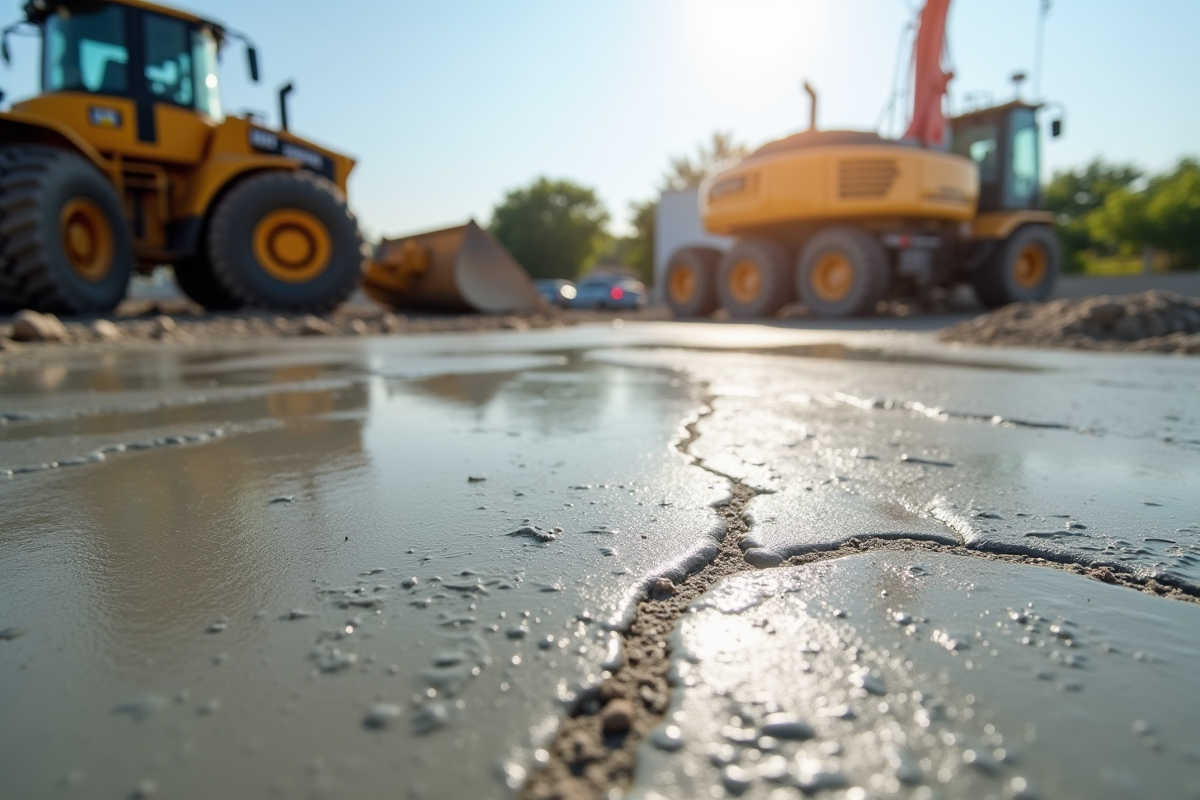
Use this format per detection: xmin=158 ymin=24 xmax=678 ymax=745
xmin=2 ymin=0 xmax=1197 ymax=239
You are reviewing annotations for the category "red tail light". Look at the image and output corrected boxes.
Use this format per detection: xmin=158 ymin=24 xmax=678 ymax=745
xmin=610 ymin=287 xmax=624 ymax=300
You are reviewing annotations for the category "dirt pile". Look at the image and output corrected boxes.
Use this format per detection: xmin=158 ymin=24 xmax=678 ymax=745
xmin=940 ymin=290 xmax=1200 ymax=354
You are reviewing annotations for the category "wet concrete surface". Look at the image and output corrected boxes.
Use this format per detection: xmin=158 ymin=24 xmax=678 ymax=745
xmin=631 ymin=552 xmax=1200 ymax=799
xmin=2 ymin=321 xmax=1199 ymax=798
xmin=598 ymin=341 xmax=1200 ymax=587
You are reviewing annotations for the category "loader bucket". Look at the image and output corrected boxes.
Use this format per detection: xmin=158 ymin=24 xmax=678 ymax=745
xmin=362 ymin=220 xmax=546 ymax=314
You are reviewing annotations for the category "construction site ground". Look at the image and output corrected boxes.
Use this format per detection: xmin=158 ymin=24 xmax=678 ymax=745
xmin=2 ymin=276 xmax=1199 ymax=799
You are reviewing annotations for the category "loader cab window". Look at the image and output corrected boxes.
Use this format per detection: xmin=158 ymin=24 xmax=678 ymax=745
xmin=143 ymin=14 xmax=193 ymax=107
xmin=43 ymin=5 xmax=129 ymax=95
xmin=191 ymin=26 xmax=222 ymax=120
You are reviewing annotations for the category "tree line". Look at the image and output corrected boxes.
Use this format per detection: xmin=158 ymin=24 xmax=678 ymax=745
xmin=1047 ymin=158 xmax=1200 ymax=272
xmin=488 ymin=137 xmax=1200 ymax=283
xmin=488 ymin=133 xmax=745 ymax=283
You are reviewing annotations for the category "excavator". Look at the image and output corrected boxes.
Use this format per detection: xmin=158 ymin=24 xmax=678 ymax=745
xmin=663 ymin=0 xmax=1063 ymax=319
xmin=0 ymin=0 xmax=541 ymax=315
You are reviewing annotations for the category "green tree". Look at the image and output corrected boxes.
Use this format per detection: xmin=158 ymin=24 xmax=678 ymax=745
xmin=661 ymin=131 xmax=749 ymax=191
xmin=1089 ymin=159 xmax=1200 ymax=269
xmin=489 ymin=178 xmax=610 ymax=280
xmin=624 ymin=198 xmax=656 ymax=284
xmin=1044 ymin=160 xmax=1141 ymax=272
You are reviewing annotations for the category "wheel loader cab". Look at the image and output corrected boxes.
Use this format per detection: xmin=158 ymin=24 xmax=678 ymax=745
xmin=0 ymin=0 xmax=367 ymax=314
xmin=949 ymin=102 xmax=1043 ymax=213
xmin=30 ymin=1 xmax=223 ymax=155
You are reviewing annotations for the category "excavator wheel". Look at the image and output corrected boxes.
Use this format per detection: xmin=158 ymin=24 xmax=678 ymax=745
xmin=795 ymin=227 xmax=890 ymax=318
xmin=207 ymin=170 xmax=364 ymax=312
xmin=172 ymin=257 xmax=239 ymax=311
xmin=972 ymin=224 xmax=1060 ymax=309
xmin=0 ymin=145 xmax=133 ymax=314
xmin=664 ymin=247 xmax=721 ymax=318
xmin=716 ymin=238 xmax=793 ymax=319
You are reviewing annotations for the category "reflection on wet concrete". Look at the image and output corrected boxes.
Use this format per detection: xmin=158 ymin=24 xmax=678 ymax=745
xmin=632 ymin=552 xmax=1200 ymax=799
xmin=2 ymin=323 xmax=1199 ymax=798
xmin=596 ymin=345 xmax=1200 ymax=588
xmin=0 ymin=335 xmax=726 ymax=799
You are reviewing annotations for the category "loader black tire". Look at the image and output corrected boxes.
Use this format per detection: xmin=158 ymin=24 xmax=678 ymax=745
xmin=716 ymin=238 xmax=793 ymax=319
xmin=0 ymin=145 xmax=133 ymax=314
xmin=208 ymin=170 xmax=364 ymax=312
xmin=972 ymin=224 xmax=1060 ymax=309
xmin=172 ymin=257 xmax=239 ymax=311
xmin=795 ymin=226 xmax=890 ymax=318
xmin=664 ymin=246 xmax=721 ymax=318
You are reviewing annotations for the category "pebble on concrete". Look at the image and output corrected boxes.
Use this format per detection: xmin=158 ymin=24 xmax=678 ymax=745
xmin=91 ymin=319 xmax=122 ymax=341
xmin=11 ymin=310 xmax=68 ymax=342
xmin=299 ymin=315 xmax=335 ymax=336
xmin=601 ymin=698 xmax=636 ymax=735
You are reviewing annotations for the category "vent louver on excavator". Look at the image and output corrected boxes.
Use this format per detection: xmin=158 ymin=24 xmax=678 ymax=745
xmin=838 ymin=159 xmax=899 ymax=199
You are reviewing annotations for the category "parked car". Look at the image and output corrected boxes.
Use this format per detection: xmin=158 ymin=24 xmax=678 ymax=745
xmin=534 ymin=279 xmax=577 ymax=307
xmin=569 ymin=275 xmax=647 ymax=310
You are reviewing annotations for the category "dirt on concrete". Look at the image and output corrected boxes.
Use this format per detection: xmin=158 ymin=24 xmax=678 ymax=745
xmin=519 ymin=502 xmax=1200 ymax=800
xmin=939 ymin=290 xmax=1200 ymax=354
xmin=520 ymin=482 xmax=758 ymax=800
xmin=0 ymin=300 xmax=670 ymax=360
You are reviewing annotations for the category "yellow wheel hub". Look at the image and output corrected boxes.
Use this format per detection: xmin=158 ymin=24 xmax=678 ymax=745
xmin=1014 ymin=244 xmax=1048 ymax=289
xmin=728 ymin=260 xmax=762 ymax=305
xmin=812 ymin=252 xmax=854 ymax=303
xmin=252 ymin=209 xmax=331 ymax=284
xmin=59 ymin=198 xmax=113 ymax=282
xmin=669 ymin=265 xmax=697 ymax=305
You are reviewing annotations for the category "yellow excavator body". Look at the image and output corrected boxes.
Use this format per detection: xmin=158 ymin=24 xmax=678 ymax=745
xmin=666 ymin=120 xmax=1061 ymax=322
xmin=665 ymin=1 xmax=1064 ymax=321
xmin=700 ymin=139 xmax=979 ymax=237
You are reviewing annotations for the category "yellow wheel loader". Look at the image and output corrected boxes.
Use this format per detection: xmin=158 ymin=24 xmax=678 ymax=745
xmin=664 ymin=0 xmax=1063 ymax=320
xmin=0 ymin=0 xmax=365 ymax=314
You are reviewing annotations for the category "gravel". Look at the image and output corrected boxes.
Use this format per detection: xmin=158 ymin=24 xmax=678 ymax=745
xmin=0 ymin=300 xmax=670 ymax=358
xmin=939 ymin=290 xmax=1200 ymax=355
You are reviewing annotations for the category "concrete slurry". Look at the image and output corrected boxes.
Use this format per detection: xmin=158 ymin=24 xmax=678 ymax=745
xmin=629 ymin=552 xmax=1200 ymax=800
xmin=1 ymin=321 xmax=1197 ymax=799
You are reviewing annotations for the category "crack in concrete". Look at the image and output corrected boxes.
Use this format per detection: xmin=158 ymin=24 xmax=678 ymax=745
xmin=521 ymin=392 xmax=1200 ymax=800
xmin=520 ymin=399 xmax=757 ymax=800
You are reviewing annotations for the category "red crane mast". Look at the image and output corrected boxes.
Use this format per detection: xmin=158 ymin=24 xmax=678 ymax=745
xmin=904 ymin=0 xmax=954 ymax=147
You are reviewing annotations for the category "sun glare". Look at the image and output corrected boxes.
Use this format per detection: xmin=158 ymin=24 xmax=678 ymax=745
xmin=680 ymin=0 xmax=840 ymax=71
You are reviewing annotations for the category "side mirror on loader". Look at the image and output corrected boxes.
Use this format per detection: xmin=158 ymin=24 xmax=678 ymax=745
xmin=1050 ymin=118 xmax=1062 ymax=138
xmin=247 ymin=46 xmax=259 ymax=83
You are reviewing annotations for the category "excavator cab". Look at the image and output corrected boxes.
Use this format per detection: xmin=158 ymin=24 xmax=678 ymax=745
xmin=949 ymin=102 xmax=1044 ymax=213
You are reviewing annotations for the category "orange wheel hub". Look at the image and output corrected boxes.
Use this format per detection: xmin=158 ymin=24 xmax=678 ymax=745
xmin=59 ymin=198 xmax=114 ymax=282
xmin=728 ymin=260 xmax=762 ymax=304
xmin=252 ymin=209 xmax=332 ymax=283
xmin=669 ymin=265 xmax=696 ymax=305
xmin=1013 ymin=244 xmax=1048 ymax=289
xmin=811 ymin=252 xmax=854 ymax=303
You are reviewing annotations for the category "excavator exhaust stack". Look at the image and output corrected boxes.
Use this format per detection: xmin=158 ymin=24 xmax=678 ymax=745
xmin=362 ymin=220 xmax=546 ymax=314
